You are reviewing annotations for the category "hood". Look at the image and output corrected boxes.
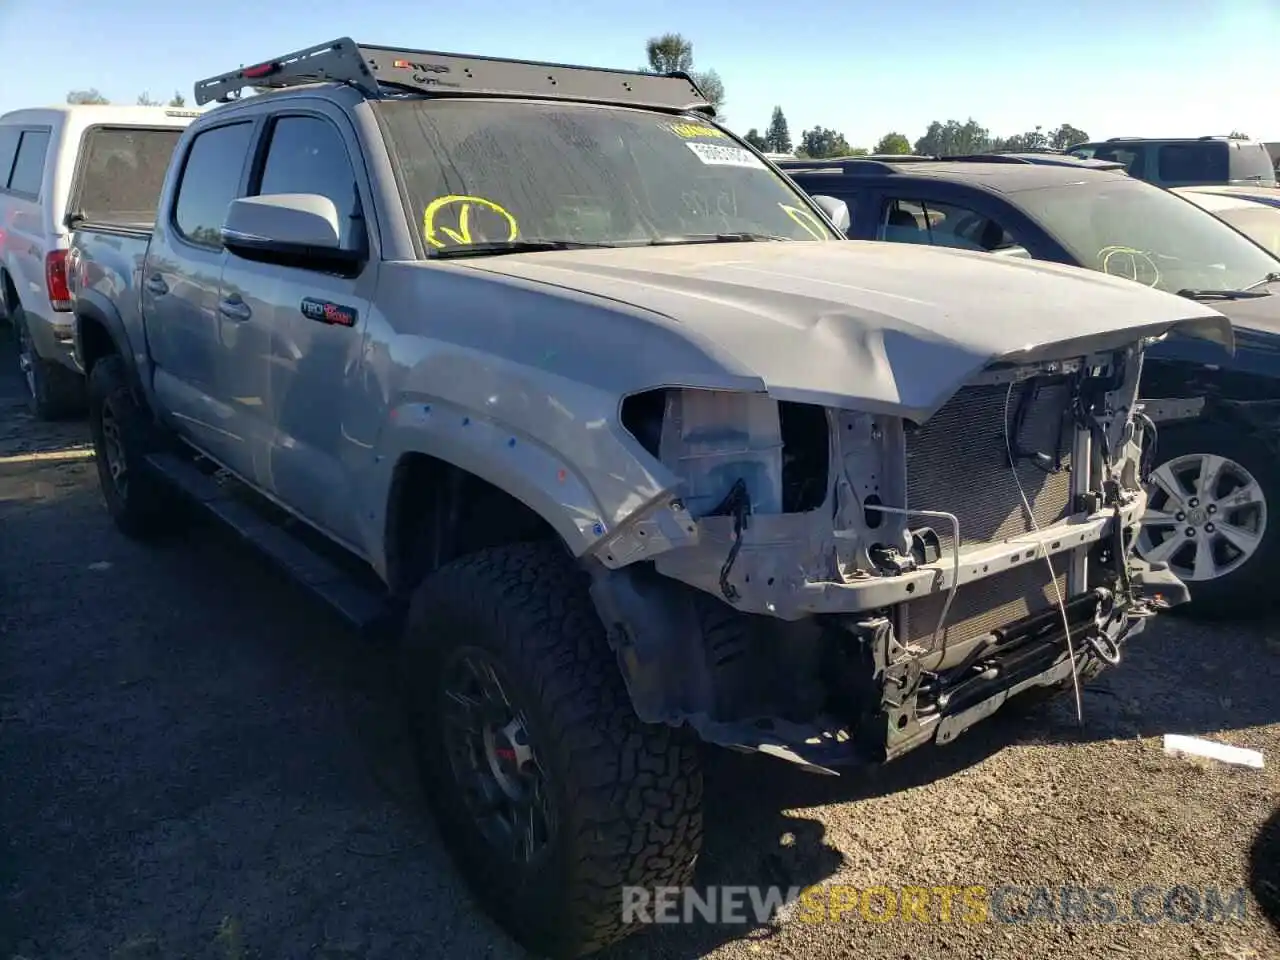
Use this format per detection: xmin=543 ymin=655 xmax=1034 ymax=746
xmin=1210 ymin=290 xmax=1280 ymax=338
xmin=459 ymin=241 xmax=1233 ymax=422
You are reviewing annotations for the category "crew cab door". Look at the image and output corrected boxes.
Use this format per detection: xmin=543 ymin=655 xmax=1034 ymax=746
xmin=145 ymin=118 xmax=258 ymax=471
xmin=218 ymin=107 xmax=376 ymax=548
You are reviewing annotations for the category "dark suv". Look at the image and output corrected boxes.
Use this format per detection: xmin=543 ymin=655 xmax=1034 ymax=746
xmin=1067 ymin=136 xmax=1277 ymax=188
xmin=783 ymin=154 xmax=1280 ymax=618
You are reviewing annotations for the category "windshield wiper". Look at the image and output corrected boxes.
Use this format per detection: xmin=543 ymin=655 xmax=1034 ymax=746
xmin=646 ymin=232 xmax=795 ymax=246
xmin=431 ymin=239 xmax=618 ymax=259
xmin=1175 ymin=271 xmax=1280 ymax=300
xmin=1243 ymin=271 xmax=1280 ymax=290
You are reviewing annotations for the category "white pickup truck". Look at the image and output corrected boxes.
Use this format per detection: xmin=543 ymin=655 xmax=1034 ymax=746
xmin=67 ymin=38 xmax=1232 ymax=959
xmin=0 ymin=105 xmax=196 ymax=418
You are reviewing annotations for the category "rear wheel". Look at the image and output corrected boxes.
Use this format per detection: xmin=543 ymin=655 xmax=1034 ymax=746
xmin=13 ymin=305 xmax=85 ymax=420
xmin=1136 ymin=420 xmax=1278 ymax=618
xmin=400 ymin=542 xmax=703 ymax=958
xmin=87 ymin=355 xmax=175 ymax=541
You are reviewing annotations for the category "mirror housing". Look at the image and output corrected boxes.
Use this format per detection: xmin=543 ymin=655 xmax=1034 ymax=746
xmin=221 ymin=194 xmax=363 ymax=275
xmin=811 ymin=194 xmax=851 ymax=235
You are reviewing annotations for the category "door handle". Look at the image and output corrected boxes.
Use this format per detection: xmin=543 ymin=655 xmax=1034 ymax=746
xmin=145 ymin=274 xmax=169 ymax=296
xmin=218 ymin=296 xmax=252 ymax=322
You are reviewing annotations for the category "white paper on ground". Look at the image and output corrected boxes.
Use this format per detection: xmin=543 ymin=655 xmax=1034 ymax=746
xmin=1162 ymin=734 xmax=1264 ymax=769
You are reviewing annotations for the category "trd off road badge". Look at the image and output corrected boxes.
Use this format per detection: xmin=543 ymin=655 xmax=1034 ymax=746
xmin=300 ymin=297 xmax=358 ymax=327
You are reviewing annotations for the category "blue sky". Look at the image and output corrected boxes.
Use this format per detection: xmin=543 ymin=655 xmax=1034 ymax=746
xmin=1 ymin=0 xmax=1274 ymax=148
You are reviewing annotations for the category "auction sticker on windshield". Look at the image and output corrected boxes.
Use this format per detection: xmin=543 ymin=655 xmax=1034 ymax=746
xmin=685 ymin=142 xmax=767 ymax=169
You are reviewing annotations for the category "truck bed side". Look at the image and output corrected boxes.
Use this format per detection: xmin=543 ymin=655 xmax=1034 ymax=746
xmin=67 ymin=223 xmax=156 ymax=401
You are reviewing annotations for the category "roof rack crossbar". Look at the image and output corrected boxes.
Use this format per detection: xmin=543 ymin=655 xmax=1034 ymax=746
xmin=193 ymin=36 xmax=714 ymax=115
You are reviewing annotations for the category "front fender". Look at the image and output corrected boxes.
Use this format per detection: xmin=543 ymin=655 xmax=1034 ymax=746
xmin=363 ymin=391 xmax=696 ymax=565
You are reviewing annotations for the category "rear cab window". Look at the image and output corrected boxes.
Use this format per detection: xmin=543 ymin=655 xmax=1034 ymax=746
xmin=71 ymin=126 xmax=184 ymax=226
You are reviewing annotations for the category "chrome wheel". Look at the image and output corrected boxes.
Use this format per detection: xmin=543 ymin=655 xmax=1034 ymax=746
xmin=16 ymin=320 xmax=36 ymax=398
xmin=439 ymin=647 xmax=556 ymax=865
xmin=1138 ymin=451 xmax=1267 ymax=582
xmin=99 ymin=400 xmax=129 ymax=499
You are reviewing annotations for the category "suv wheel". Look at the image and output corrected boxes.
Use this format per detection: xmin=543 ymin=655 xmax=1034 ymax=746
xmin=87 ymin=355 xmax=174 ymax=540
xmin=13 ymin=305 xmax=85 ymax=420
xmin=1136 ymin=420 xmax=1278 ymax=618
xmin=401 ymin=542 xmax=703 ymax=958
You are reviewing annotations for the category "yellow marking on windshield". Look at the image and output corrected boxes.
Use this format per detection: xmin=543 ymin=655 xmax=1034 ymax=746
xmin=423 ymin=195 xmax=520 ymax=249
xmin=1098 ymin=246 xmax=1160 ymax=287
xmin=664 ymin=121 xmax=728 ymax=140
xmin=779 ymin=203 xmax=830 ymax=241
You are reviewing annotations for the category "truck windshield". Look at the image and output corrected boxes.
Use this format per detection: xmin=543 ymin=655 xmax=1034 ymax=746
xmin=1011 ymin=178 xmax=1280 ymax=294
xmin=71 ymin=126 xmax=184 ymax=226
xmin=375 ymin=99 xmax=836 ymax=252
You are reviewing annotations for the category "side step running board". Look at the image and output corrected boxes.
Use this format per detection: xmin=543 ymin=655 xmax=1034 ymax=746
xmin=145 ymin=452 xmax=390 ymax=633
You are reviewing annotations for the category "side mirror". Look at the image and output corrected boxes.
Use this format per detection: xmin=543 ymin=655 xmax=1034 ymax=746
xmin=811 ymin=194 xmax=851 ymax=235
xmin=221 ymin=194 xmax=362 ymax=275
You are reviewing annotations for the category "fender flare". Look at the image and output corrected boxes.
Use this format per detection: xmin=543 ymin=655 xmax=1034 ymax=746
xmin=72 ymin=290 xmax=148 ymax=403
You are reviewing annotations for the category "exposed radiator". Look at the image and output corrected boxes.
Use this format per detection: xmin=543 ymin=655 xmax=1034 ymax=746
xmin=905 ymin=379 xmax=1075 ymax=553
xmin=900 ymin=561 xmax=1069 ymax=651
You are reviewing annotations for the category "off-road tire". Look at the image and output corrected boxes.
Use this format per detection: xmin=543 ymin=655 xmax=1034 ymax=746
xmin=1139 ymin=420 xmax=1279 ymax=619
xmin=13 ymin=305 xmax=85 ymax=420
xmin=400 ymin=542 xmax=704 ymax=958
xmin=87 ymin=355 xmax=174 ymax=541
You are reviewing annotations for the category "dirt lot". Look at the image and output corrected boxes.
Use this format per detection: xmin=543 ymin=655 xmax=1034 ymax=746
xmin=1 ymin=333 xmax=1278 ymax=960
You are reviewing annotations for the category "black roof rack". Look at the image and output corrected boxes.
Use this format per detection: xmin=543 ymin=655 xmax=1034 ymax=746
xmin=1104 ymin=135 xmax=1252 ymax=142
xmin=193 ymin=37 xmax=714 ymax=115
xmin=776 ymin=153 xmax=1125 ymax=176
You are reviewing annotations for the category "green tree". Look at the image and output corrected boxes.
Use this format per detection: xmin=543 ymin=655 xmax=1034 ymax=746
xmin=66 ymin=88 xmax=109 ymax=105
xmin=642 ymin=33 xmax=726 ymax=115
xmin=873 ymin=132 xmax=912 ymax=155
xmin=914 ymin=118 xmax=990 ymax=156
xmin=1049 ymin=123 xmax=1089 ymax=150
xmin=765 ymin=106 xmax=792 ymax=154
xmin=168 ymin=91 xmax=187 ymax=108
xmin=136 ymin=91 xmax=162 ymax=106
xmin=798 ymin=126 xmax=852 ymax=159
xmin=742 ymin=128 xmax=768 ymax=151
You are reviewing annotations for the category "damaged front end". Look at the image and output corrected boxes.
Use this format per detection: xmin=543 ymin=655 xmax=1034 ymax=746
xmin=588 ymin=343 xmax=1186 ymax=774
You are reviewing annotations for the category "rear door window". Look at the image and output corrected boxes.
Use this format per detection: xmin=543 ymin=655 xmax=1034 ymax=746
xmin=8 ymin=129 xmax=50 ymax=197
xmin=73 ymin=126 xmax=184 ymax=224
xmin=1157 ymin=143 xmax=1228 ymax=184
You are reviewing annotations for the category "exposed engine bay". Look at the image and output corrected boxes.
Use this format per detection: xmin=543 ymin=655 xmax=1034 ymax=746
xmin=587 ymin=344 xmax=1190 ymax=773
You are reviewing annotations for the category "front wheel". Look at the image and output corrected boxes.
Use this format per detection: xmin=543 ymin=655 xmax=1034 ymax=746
xmin=400 ymin=542 xmax=703 ymax=958
xmin=1136 ymin=420 xmax=1278 ymax=618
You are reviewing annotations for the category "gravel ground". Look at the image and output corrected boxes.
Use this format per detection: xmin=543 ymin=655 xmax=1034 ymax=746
xmin=1 ymin=332 xmax=1277 ymax=960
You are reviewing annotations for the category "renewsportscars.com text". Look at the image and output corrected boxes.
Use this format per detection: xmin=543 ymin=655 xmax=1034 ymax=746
xmin=622 ymin=884 xmax=1250 ymax=926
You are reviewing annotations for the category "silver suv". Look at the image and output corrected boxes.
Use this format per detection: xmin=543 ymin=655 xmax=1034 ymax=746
xmin=1068 ymin=135 xmax=1278 ymax=188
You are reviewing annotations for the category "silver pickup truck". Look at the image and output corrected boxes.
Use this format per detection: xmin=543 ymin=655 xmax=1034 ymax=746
xmin=67 ymin=38 xmax=1232 ymax=959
